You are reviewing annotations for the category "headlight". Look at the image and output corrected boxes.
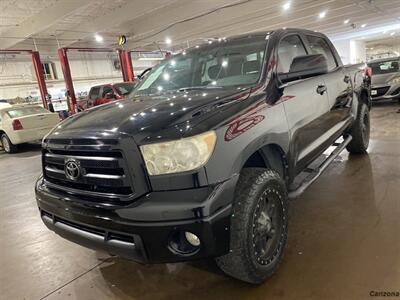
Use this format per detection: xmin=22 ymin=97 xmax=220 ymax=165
xmin=389 ymin=77 xmax=400 ymax=85
xmin=140 ymin=131 xmax=216 ymax=175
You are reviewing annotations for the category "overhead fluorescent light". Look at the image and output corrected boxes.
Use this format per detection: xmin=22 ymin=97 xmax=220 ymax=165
xmin=94 ymin=34 xmax=103 ymax=42
xmin=282 ymin=2 xmax=291 ymax=10
xmin=319 ymin=11 xmax=327 ymax=19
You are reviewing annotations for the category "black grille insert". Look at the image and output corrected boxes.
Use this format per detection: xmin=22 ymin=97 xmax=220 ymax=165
xmin=372 ymin=86 xmax=390 ymax=97
xmin=43 ymin=140 xmax=134 ymax=202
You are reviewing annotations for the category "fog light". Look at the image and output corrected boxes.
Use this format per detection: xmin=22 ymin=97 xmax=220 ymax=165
xmin=185 ymin=231 xmax=200 ymax=246
xmin=168 ymin=231 xmax=200 ymax=255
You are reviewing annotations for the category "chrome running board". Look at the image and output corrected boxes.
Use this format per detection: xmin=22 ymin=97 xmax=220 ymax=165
xmin=288 ymin=135 xmax=352 ymax=199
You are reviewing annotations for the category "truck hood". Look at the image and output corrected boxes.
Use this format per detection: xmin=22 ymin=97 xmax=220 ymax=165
xmin=371 ymin=73 xmax=399 ymax=86
xmin=49 ymin=87 xmax=250 ymax=144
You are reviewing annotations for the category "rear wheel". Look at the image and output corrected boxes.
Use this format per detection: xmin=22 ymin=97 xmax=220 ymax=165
xmin=346 ymin=103 xmax=370 ymax=154
xmin=1 ymin=133 xmax=17 ymax=153
xmin=215 ymin=168 xmax=288 ymax=284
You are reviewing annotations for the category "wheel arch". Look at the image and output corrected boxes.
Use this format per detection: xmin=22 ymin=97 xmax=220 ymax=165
xmin=242 ymin=143 xmax=289 ymax=184
xmin=0 ymin=129 xmax=15 ymax=144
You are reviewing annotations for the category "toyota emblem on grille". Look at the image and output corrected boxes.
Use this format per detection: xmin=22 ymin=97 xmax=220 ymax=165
xmin=64 ymin=158 xmax=81 ymax=181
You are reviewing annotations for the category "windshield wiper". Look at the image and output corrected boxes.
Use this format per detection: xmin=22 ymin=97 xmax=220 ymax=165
xmin=178 ymin=86 xmax=223 ymax=92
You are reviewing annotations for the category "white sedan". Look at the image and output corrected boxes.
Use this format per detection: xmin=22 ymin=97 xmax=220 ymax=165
xmin=0 ymin=105 xmax=60 ymax=153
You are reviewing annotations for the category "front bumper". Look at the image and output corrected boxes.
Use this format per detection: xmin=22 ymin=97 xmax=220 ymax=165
xmin=371 ymin=84 xmax=400 ymax=101
xmin=35 ymin=175 xmax=237 ymax=263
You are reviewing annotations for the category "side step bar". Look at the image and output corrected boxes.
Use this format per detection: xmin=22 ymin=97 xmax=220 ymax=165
xmin=288 ymin=135 xmax=352 ymax=199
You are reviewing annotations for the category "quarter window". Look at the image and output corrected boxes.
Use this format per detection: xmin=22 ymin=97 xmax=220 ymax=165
xmin=277 ymin=35 xmax=307 ymax=74
xmin=89 ymin=87 xmax=100 ymax=99
xmin=305 ymin=35 xmax=338 ymax=71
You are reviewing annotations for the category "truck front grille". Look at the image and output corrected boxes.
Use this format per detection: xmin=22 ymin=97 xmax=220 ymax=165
xmin=42 ymin=139 xmax=134 ymax=202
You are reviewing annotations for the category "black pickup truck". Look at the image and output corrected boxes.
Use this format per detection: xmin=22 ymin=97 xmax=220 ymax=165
xmin=36 ymin=28 xmax=371 ymax=284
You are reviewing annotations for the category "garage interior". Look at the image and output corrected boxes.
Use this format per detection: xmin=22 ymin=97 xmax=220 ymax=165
xmin=1 ymin=1 xmax=400 ymax=299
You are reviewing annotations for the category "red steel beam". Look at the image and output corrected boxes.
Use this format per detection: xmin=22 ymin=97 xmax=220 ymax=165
xmin=117 ymin=49 xmax=128 ymax=82
xmin=31 ymin=51 xmax=48 ymax=109
xmin=58 ymin=48 xmax=77 ymax=113
xmin=65 ymin=47 xmax=115 ymax=53
xmin=0 ymin=49 xmax=33 ymax=54
xmin=124 ymin=51 xmax=135 ymax=82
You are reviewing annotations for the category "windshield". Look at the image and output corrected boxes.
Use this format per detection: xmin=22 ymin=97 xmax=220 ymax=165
xmin=133 ymin=36 xmax=267 ymax=95
xmin=6 ymin=106 xmax=48 ymax=118
xmin=114 ymin=83 xmax=135 ymax=95
xmin=369 ymin=59 xmax=399 ymax=75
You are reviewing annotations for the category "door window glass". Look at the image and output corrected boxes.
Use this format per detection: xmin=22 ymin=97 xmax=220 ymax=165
xmin=277 ymin=35 xmax=307 ymax=73
xmin=369 ymin=60 xmax=399 ymax=74
xmin=305 ymin=35 xmax=338 ymax=70
xmin=102 ymin=86 xmax=113 ymax=97
xmin=89 ymin=87 xmax=100 ymax=99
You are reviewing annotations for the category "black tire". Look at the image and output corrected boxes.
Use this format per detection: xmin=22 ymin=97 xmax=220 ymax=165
xmin=346 ymin=103 xmax=370 ymax=154
xmin=215 ymin=168 xmax=288 ymax=284
xmin=1 ymin=133 xmax=18 ymax=153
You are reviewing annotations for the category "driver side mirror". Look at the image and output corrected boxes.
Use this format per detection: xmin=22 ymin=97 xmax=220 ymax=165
xmin=279 ymin=54 xmax=328 ymax=83
xmin=105 ymin=92 xmax=116 ymax=99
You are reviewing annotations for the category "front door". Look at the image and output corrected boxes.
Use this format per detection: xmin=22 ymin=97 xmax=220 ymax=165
xmin=276 ymin=34 xmax=331 ymax=173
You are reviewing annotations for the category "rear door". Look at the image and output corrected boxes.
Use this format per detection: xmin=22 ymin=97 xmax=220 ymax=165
xmin=303 ymin=34 xmax=353 ymax=130
xmin=277 ymin=34 xmax=331 ymax=173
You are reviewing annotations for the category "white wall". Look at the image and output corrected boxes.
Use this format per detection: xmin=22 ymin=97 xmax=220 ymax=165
xmin=366 ymin=43 xmax=400 ymax=60
xmin=0 ymin=55 xmax=160 ymax=101
xmin=333 ymin=39 xmax=366 ymax=65
xmin=350 ymin=40 xmax=366 ymax=64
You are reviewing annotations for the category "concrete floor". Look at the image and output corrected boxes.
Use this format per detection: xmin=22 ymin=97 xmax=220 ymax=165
xmin=1 ymin=103 xmax=399 ymax=300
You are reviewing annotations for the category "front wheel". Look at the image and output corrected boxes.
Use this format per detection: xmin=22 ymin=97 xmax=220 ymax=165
xmin=1 ymin=133 xmax=18 ymax=153
xmin=346 ymin=103 xmax=370 ymax=154
xmin=215 ymin=168 xmax=288 ymax=284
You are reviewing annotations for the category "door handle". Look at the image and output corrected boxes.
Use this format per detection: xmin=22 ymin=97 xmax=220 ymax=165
xmin=344 ymin=75 xmax=351 ymax=84
xmin=316 ymin=85 xmax=327 ymax=95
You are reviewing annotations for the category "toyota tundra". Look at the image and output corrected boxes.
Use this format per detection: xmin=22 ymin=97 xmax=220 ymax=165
xmin=36 ymin=28 xmax=371 ymax=284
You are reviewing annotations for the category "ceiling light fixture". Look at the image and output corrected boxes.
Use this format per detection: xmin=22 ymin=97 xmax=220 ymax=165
xmin=361 ymin=23 xmax=367 ymax=28
xmin=344 ymin=19 xmax=350 ymax=24
xmin=390 ymin=32 xmax=395 ymax=36
xmin=94 ymin=34 xmax=103 ymax=42
xmin=283 ymin=2 xmax=291 ymax=10
xmin=165 ymin=37 xmax=172 ymax=45
xmin=319 ymin=11 xmax=327 ymax=19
